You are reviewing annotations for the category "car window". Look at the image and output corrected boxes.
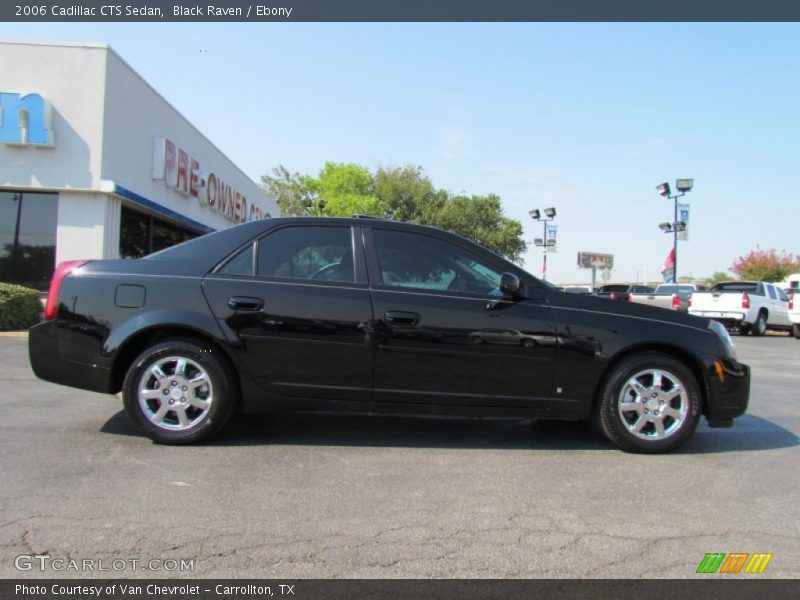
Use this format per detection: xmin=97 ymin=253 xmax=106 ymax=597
xmin=372 ymin=229 xmax=502 ymax=295
xmin=767 ymin=285 xmax=777 ymax=300
xmin=218 ymin=242 xmax=255 ymax=276
xmin=777 ymin=288 xmax=789 ymax=302
xmin=257 ymin=226 xmax=354 ymax=283
xmin=598 ymin=285 xmax=628 ymax=293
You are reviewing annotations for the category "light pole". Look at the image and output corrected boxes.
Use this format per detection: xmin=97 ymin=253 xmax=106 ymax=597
xmin=529 ymin=207 xmax=556 ymax=281
xmin=656 ymin=179 xmax=693 ymax=282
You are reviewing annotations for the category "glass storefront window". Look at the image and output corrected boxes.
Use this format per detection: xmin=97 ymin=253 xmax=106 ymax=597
xmin=119 ymin=205 xmax=202 ymax=258
xmin=120 ymin=207 xmax=150 ymax=259
xmin=0 ymin=191 xmax=57 ymax=290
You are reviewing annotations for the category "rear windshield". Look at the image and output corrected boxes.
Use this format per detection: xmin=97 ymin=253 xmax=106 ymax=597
xmin=711 ymin=282 xmax=760 ymax=294
xmin=597 ymin=285 xmax=628 ymax=293
xmin=656 ymin=285 xmax=695 ymax=295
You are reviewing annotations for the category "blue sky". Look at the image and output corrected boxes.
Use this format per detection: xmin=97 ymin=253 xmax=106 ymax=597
xmin=2 ymin=22 xmax=798 ymax=284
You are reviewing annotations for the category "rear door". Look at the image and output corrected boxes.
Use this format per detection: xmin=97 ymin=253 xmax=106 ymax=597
xmin=365 ymin=226 xmax=556 ymax=409
xmin=202 ymin=224 xmax=374 ymax=404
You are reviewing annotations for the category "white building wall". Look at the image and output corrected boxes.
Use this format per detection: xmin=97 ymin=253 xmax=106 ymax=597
xmin=56 ymin=191 xmax=120 ymax=263
xmin=100 ymin=49 xmax=277 ymax=232
xmin=1 ymin=39 xmax=278 ymax=270
xmin=0 ymin=41 xmax=107 ymax=190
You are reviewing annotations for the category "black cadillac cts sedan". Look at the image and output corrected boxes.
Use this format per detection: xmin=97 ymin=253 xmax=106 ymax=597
xmin=29 ymin=217 xmax=750 ymax=453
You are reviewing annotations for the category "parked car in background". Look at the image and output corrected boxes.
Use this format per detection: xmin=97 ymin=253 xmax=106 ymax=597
xmin=562 ymin=285 xmax=592 ymax=294
xmin=28 ymin=217 xmax=750 ymax=453
xmin=630 ymin=283 xmax=708 ymax=312
xmin=689 ymin=281 xmax=792 ymax=335
xmin=788 ymin=291 xmax=800 ymax=339
xmin=594 ymin=284 xmax=655 ymax=302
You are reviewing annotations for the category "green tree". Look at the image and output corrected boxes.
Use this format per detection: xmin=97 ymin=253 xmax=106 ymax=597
xmin=260 ymin=165 xmax=315 ymax=216
xmin=261 ymin=162 xmax=527 ymax=263
xmin=374 ymin=165 xmax=437 ymax=222
xmin=424 ymin=194 xmax=528 ymax=264
xmin=730 ymin=248 xmax=800 ymax=282
xmin=308 ymin=162 xmax=382 ymax=217
xmin=706 ymin=271 xmax=734 ymax=285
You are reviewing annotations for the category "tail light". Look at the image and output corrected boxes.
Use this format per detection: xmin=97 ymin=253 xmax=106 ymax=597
xmin=688 ymin=294 xmax=693 ymax=308
xmin=742 ymin=292 xmax=750 ymax=310
xmin=790 ymin=296 xmax=794 ymax=310
xmin=610 ymin=293 xmax=618 ymax=300
xmin=626 ymin=294 xmax=632 ymax=302
xmin=672 ymin=294 xmax=681 ymax=310
xmin=45 ymin=260 xmax=88 ymax=321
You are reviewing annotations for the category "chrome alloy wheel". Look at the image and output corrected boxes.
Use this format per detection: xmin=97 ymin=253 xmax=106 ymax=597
xmin=137 ymin=356 xmax=213 ymax=431
xmin=617 ymin=368 xmax=688 ymax=441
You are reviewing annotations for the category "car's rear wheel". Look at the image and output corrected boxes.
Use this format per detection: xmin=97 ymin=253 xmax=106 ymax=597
xmin=122 ymin=339 xmax=237 ymax=444
xmin=594 ymin=353 xmax=701 ymax=453
xmin=794 ymin=324 xmax=800 ymax=340
xmin=738 ymin=323 xmax=750 ymax=336
xmin=752 ymin=311 xmax=767 ymax=336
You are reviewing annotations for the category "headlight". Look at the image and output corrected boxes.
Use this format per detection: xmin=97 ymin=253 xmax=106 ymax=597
xmin=708 ymin=320 xmax=737 ymax=360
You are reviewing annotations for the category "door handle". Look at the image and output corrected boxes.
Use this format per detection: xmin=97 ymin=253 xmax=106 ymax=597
xmin=383 ymin=311 xmax=421 ymax=326
xmin=227 ymin=296 xmax=264 ymax=311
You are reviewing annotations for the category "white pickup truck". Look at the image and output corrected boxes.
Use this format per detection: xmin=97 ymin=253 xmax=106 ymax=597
xmin=789 ymin=291 xmax=800 ymax=339
xmin=630 ymin=283 xmax=708 ymax=311
xmin=689 ymin=281 xmax=792 ymax=335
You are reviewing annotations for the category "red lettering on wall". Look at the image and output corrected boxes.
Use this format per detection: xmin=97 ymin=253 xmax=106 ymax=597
xmin=176 ymin=149 xmax=189 ymax=195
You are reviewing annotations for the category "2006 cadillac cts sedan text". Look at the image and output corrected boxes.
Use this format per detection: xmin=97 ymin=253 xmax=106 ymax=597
xmin=29 ymin=217 xmax=750 ymax=453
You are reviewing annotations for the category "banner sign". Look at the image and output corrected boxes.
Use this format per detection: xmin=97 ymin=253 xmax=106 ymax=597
xmin=677 ymin=203 xmax=690 ymax=241
xmin=578 ymin=252 xmax=614 ymax=269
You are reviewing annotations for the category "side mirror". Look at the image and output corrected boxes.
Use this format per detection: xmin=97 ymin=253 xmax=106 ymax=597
xmin=499 ymin=272 xmax=522 ymax=299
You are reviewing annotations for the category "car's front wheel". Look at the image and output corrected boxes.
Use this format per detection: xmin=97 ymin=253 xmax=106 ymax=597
xmin=122 ymin=339 xmax=237 ymax=444
xmin=594 ymin=353 xmax=701 ymax=453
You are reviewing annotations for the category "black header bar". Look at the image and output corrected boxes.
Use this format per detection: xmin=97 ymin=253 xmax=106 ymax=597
xmin=3 ymin=0 xmax=800 ymax=22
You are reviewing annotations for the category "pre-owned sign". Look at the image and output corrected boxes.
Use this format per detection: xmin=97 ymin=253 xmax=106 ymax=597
xmin=152 ymin=137 xmax=269 ymax=223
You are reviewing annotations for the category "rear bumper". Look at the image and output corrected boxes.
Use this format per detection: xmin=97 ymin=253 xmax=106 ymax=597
xmin=704 ymin=355 xmax=750 ymax=424
xmin=690 ymin=311 xmax=746 ymax=323
xmin=28 ymin=320 xmax=113 ymax=394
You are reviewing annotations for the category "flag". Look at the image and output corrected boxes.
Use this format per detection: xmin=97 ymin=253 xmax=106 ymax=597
xmin=661 ymin=248 xmax=675 ymax=283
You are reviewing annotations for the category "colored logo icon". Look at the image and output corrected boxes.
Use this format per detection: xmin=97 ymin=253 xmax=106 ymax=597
xmin=696 ymin=553 xmax=773 ymax=574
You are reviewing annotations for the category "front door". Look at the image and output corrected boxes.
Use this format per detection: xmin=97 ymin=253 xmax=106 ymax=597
xmin=366 ymin=227 xmax=556 ymax=409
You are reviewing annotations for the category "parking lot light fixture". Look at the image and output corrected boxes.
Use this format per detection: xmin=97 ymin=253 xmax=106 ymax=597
xmin=656 ymin=178 xmax=694 ymax=282
xmin=530 ymin=206 xmax=557 ymax=281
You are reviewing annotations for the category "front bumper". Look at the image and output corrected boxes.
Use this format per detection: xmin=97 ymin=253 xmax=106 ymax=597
xmin=29 ymin=320 xmax=113 ymax=394
xmin=703 ymin=355 xmax=750 ymax=426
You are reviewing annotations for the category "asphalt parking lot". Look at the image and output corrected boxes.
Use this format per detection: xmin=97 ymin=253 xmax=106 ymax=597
xmin=0 ymin=332 xmax=798 ymax=579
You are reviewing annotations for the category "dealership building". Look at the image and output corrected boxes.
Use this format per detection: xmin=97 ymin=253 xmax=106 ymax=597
xmin=0 ymin=40 xmax=278 ymax=290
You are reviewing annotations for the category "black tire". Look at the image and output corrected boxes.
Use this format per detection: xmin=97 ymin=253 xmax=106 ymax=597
xmin=122 ymin=339 xmax=238 ymax=444
xmin=594 ymin=353 xmax=702 ymax=453
xmin=793 ymin=324 xmax=800 ymax=340
xmin=738 ymin=323 xmax=750 ymax=336
xmin=751 ymin=312 xmax=768 ymax=337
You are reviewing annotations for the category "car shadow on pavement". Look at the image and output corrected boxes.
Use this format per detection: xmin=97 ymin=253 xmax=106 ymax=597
xmin=100 ymin=410 xmax=798 ymax=453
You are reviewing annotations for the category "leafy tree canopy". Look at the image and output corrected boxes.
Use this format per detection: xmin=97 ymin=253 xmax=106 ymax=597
xmin=261 ymin=162 xmax=527 ymax=263
xmin=730 ymin=248 xmax=800 ymax=282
